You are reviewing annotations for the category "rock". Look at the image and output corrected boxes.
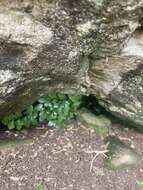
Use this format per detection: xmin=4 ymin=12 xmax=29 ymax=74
xmin=0 ymin=0 xmax=143 ymax=132
xmin=0 ymin=1 xmax=88 ymax=116
xmin=105 ymin=137 xmax=140 ymax=170
xmin=78 ymin=109 xmax=111 ymax=134
xmin=89 ymin=29 xmax=143 ymax=131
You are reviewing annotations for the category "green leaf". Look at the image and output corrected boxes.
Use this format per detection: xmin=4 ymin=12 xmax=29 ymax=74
xmin=39 ymin=111 xmax=47 ymax=122
xmin=26 ymin=105 xmax=34 ymax=115
xmin=58 ymin=94 xmax=66 ymax=100
xmin=48 ymin=120 xmax=56 ymax=127
xmin=23 ymin=117 xmax=31 ymax=128
xmin=7 ymin=121 xmax=15 ymax=130
xmin=38 ymin=97 xmax=47 ymax=103
xmin=1 ymin=93 xmax=82 ymax=130
xmin=68 ymin=95 xmax=81 ymax=103
xmin=46 ymin=93 xmax=58 ymax=100
xmin=35 ymin=104 xmax=44 ymax=111
xmin=15 ymin=120 xmax=24 ymax=130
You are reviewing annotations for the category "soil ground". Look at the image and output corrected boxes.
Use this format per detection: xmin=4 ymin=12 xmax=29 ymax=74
xmin=0 ymin=121 xmax=143 ymax=190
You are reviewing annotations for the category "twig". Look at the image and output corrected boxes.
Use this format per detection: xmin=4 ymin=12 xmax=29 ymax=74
xmin=83 ymin=149 xmax=109 ymax=172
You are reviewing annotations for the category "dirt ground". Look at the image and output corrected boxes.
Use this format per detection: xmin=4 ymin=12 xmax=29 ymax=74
xmin=0 ymin=121 xmax=143 ymax=190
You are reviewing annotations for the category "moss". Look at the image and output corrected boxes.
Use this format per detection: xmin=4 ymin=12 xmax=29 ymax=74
xmin=105 ymin=137 xmax=140 ymax=170
xmin=78 ymin=108 xmax=111 ymax=135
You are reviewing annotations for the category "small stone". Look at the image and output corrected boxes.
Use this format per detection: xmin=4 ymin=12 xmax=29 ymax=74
xmin=105 ymin=137 xmax=140 ymax=170
xmin=10 ymin=176 xmax=20 ymax=182
xmin=78 ymin=109 xmax=111 ymax=134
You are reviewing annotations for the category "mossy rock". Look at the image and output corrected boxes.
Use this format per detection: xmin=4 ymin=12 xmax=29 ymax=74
xmin=78 ymin=109 xmax=111 ymax=134
xmin=105 ymin=137 xmax=140 ymax=170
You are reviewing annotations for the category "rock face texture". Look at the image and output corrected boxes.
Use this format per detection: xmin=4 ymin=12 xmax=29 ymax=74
xmin=89 ymin=26 xmax=143 ymax=130
xmin=0 ymin=0 xmax=143 ymax=130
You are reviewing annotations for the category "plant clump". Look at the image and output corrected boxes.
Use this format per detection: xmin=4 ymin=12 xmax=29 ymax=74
xmin=1 ymin=93 xmax=82 ymax=130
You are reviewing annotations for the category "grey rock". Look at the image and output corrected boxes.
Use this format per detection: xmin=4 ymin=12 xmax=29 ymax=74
xmin=0 ymin=0 xmax=143 ymax=131
xmin=89 ymin=29 xmax=143 ymax=131
xmin=78 ymin=109 xmax=111 ymax=134
xmin=105 ymin=137 xmax=140 ymax=170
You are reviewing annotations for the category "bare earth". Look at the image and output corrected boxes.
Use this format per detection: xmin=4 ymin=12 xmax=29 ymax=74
xmin=0 ymin=122 xmax=143 ymax=190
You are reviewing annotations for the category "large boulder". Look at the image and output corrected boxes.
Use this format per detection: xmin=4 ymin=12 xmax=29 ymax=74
xmin=89 ymin=28 xmax=143 ymax=130
xmin=0 ymin=0 xmax=143 ymax=130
